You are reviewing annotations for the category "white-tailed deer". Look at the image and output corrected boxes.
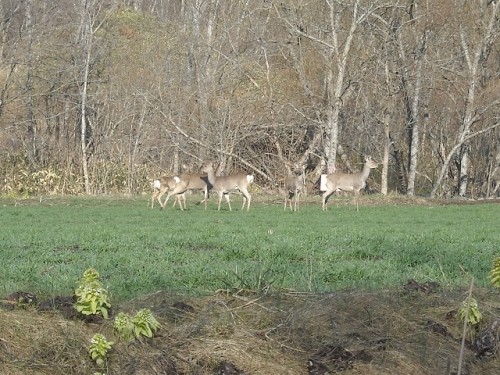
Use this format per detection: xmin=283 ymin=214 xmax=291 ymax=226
xmin=284 ymin=172 xmax=305 ymax=211
xmin=201 ymin=162 xmax=254 ymax=211
xmin=322 ymin=156 xmax=378 ymax=211
xmin=151 ymin=176 xmax=185 ymax=209
xmin=162 ymin=173 xmax=211 ymax=210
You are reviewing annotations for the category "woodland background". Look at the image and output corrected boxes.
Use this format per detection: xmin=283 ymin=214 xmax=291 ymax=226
xmin=0 ymin=0 xmax=499 ymax=198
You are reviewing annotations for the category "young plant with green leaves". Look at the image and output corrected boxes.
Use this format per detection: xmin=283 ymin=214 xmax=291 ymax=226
xmin=113 ymin=312 xmax=135 ymax=341
xmin=491 ymin=257 xmax=500 ymax=288
xmin=458 ymin=297 xmax=482 ymax=331
xmin=132 ymin=308 xmax=160 ymax=338
xmin=75 ymin=268 xmax=111 ymax=319
xmin=89 ymin=333 xmax=114 ymax=367
xmin=114 ymin=308 xmax=160 ymax=340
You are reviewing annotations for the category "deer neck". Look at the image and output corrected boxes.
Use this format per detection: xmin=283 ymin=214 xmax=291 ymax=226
xmin=361 ymin=163 xmax=372 ymax=180
xmin=205 ymin=167 xmax=217 ymax=186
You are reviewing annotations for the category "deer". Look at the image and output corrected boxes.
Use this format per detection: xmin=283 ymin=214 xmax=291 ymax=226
xmin=322 ymin=156 xmax=378 ymax=211
xmin=201 ymin=162 xmax=254 ymax=211
xmin=284 ymin=172 xmax=306 ymax=211
xmin=151 ymin=176 xmax=186 ymax=209
xmin=161 ymin=173 xmax=211 ymax=210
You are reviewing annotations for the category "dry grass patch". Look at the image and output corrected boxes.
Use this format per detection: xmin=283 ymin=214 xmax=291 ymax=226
xmin=1 ymin=285 xmax=499 ymax=374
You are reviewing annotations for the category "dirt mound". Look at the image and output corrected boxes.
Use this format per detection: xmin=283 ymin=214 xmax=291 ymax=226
xmin=0 ymin=285 xmax=499 ymax=374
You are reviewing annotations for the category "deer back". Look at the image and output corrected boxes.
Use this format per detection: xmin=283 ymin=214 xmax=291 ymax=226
xmin=154 ymin=176 xmax=177 ymax=190
xmin=178 ymin=173 xmax=210 ymax=191
xmin=327 ymin=157 xmax=377 ymax=191
xmin=202 ymin=163 xmax=252 ymax=193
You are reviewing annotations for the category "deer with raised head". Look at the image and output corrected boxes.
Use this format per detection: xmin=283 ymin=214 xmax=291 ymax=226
xmin=151 ymin=176 xmax=185 ymax=209
xmin=201 ymin=162 xmax=254 ymax=211
xmin=322 ymin=156 xmax=378 ymax=211
xmin=284 ymin=172 xmax=306 ymax=211
xmin=162 ymin=173 xmax=211 ymax=210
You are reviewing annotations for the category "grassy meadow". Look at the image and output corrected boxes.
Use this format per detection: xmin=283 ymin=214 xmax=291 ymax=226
xmin=0 ymin=195 xmax=498 ymax=302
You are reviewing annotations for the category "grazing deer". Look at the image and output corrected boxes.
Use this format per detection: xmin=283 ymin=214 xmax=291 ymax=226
xmin=162 ymin=173 xmax=211 ymax=210
xmin=151 ymin=176 xmax=185 ymax=209
xmin=284 ymin=172 xmax=306 ymax=211
xmin=322 ymin=156 xmax=378 ymax=211
xmin=201 ymin=162 xmax=254 ymax=211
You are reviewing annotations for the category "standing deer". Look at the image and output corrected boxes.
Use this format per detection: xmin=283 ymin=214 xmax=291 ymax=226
xmin=284 ymin=172 xmax=306 ymax=211
xmin=162 ymin=173 xmax=211 ymax=210
xmin=201 ymin=162 xmax=254 ymax=211
xmin=151 ymin=176 xmax=185 ymax=209
xmin=322 ymin=156 xmax=378 ymax=211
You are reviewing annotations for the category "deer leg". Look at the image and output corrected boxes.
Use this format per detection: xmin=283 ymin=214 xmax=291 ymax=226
xmin=322 ymin=190 xmax=334 ymax=211
xmin=286 ymin=192 xmax=294 ymax=211
xmin=223 ymin=193 xmax=232 ymax=211
xmin=241 ymin=192 xmax=250 ymax=211
xmin=151 ymin=190 xmax=158 ymax=209
xmin=217 ymin=192 xmax=224 ymax=211
xmin=162 ymin=191 xmax=175 ymax=210
xmin=181 ymin=193 xmax=187 ymax=210
xmin=153 ymin=186 xmax=167 ymax=209
xmin=322 ymin=191 xmax=328 ymax=210
xmin=203 ymin=188 xmax=208 ymax=210
xmin=151 ymin=191 xmax=157 ymax=209
xmin=241 ymin=188 xmax=251 ymax=211
xmin=176 ymin=193 xmax=184 ymax=211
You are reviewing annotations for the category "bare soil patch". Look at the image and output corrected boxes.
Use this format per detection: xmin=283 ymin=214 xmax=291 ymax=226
xmin=1 ymin=283 xmax=499 ymax=374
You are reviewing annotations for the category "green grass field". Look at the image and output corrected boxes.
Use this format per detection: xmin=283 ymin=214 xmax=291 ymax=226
xmin=1 ymin=195 xmax=498 ymax=301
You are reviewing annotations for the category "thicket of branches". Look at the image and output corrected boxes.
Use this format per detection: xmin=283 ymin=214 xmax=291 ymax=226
xmin=0 ymin=0 xmax=498 ymax=197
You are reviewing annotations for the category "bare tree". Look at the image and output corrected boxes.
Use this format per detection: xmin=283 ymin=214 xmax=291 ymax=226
xmin=430 ymin=2 xmax=499 ymax=197
xmin=75 ymin=0 xmax=113 ymax=193
xmin=1 ymin=0 xmax=499 ymax=198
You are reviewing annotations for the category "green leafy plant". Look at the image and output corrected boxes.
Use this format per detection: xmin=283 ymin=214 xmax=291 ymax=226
xmin=114 ymin=309 xmax=160 ymax=340
xmin=80 ymin=268 xmax=101 ymax=286
xmin=113 ymin=312 xmax=135 ymax=341
xmin=131 ymin=308 xmax=160 ymax=338
xmin=75 ymin=268 xmax=111 ymax=319
xmin=458 ymin=297 xmax=482 ymax=327
xmin=491 ymin=257 xmax=500 ymax=287
xmin=89 ymin=334 xmax=113 ymax=367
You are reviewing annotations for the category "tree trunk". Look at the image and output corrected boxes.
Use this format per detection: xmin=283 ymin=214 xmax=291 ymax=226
xmin=25 ymin=0 xmax=38 ymax=164
xmin=80 ymin=45 xmax=91 ymax=194
xmin=381 ymin=109 xmax=391 ymax=196
xmin=78 ymin=0 xmax=92 ymax=194
xmin=430 ymin=123 xmax=500 ymax=198
xmin=324 ymin=0 xmax=360 ymax=173
xmin=406 ymin=32 xmax=427 ymax=196
xmin=432 ymin=3 xmax=498 ymax=197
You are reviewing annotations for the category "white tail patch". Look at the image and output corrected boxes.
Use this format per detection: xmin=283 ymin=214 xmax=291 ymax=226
xmin=174 ymin=176 xmax=181 ymax=183
xmin=247 ymin=175 xmax=254 ymax=183
xmin=320 ymin=174 xmax=328 ymax=192
xmin=153 ymin=180 xmax=161 ymax=189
